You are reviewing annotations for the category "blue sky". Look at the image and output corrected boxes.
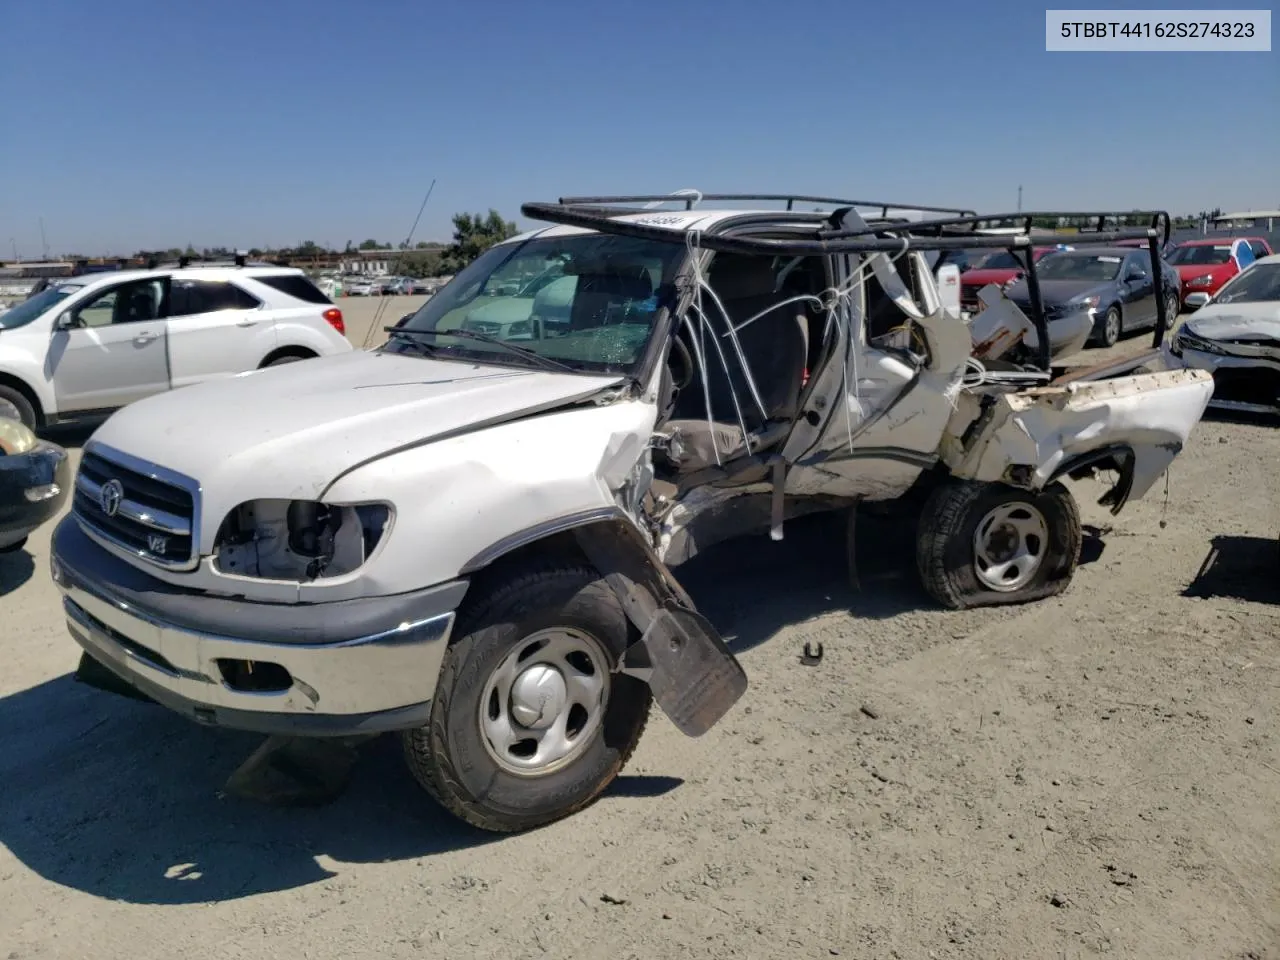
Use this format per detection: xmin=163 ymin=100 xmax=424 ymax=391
xmin=2 ymin=0 xmax=1275 ymax=256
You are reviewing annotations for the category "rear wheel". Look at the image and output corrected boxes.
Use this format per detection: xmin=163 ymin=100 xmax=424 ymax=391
xmin=916 ymin=480 xmax=1082 ymax=610
xmin=402 ymin=561 xmax=652 ymax=833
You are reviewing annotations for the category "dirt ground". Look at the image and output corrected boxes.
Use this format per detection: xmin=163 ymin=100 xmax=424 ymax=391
xmin=1 ymin=303 xmax=1276 ymax=960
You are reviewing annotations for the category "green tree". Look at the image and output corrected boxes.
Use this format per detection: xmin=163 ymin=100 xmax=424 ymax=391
xmin=440 ymin=209 xmax=518 ymax=273
xmin=358 ymin=238 xmax=381 ymax=250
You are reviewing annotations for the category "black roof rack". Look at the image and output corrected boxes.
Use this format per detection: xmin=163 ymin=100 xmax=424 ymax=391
xmin=144 ymin=254 xmax=287 ymax=270
xmin=556 ymin=193 xmax=978 ymax=219
xmin=520 ymin=198 xmax=1175 ymax=372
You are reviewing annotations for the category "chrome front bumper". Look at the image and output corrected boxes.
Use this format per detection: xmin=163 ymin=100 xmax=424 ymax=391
xmin=52 ymin=523 xmax=461 ymax=736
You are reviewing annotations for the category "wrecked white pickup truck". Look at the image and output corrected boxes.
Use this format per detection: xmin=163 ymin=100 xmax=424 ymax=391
xmin=50 ymin=194 xmax=1213 ymax=832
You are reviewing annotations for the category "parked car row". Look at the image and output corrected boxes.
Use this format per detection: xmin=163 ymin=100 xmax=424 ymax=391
xmin=340 ymin=276 xmax=436 ymax=297
xmin=958 ymin=233 xmax=1274 ymax=348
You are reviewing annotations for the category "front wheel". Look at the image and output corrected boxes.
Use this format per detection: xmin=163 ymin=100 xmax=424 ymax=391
xmin=1096 ymin=306 xmax=1122 ymax=348
xmin=1162 ymin=293 xmax=1180 ymax=332
xmin=916 ymin=481 xmax=1082 ymax=610
xmin=402 ymin=561 xmax=652 ymax=833
xmin=0 ymin=385 xmax=37 ymax=431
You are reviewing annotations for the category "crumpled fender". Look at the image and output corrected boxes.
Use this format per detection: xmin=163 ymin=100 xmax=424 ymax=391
xmin=942 ymin=367 xmax=1214 ymax=504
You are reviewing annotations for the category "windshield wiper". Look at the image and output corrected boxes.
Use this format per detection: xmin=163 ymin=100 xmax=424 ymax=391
xmin=384 ymin=326 xmax=577 ymax=373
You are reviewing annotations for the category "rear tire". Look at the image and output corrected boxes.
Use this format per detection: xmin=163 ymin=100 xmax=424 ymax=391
xmin=402 ymin=560 xmax=652 ymax=833
xmin=0 ymin=385 xmax=37 ymax=431
xmin=916 ymin=480 xmax=1082 ymax=610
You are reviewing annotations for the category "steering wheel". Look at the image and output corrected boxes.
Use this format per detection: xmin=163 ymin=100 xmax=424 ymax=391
xmin=667 ymin=329 xmax=695 ymax=391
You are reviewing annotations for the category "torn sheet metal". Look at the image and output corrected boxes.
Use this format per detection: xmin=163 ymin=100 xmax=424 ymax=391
xmin=943 ymin=368 xmax=1214 ymax=501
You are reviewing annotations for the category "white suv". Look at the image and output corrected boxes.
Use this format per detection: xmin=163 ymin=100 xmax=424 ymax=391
xmin=0 ymin=262 xmax=352 ymax=429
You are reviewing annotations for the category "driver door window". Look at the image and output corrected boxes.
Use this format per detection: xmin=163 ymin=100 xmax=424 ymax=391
xmin=1125 ymin=253 xmax=1151 ymax=280
xmin=70 ymin=278 xmax=165 ymax=328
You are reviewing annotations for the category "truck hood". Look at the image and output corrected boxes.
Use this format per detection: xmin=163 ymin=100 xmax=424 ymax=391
xmin=1183 ymin=304 xmax=1280 ymax=343
xmin=89 ymin=350 xmax=626 ymax=501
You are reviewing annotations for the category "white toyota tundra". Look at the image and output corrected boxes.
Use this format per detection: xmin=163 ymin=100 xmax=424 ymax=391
xmin=50 ymin=194 xmax=1213 ymax=832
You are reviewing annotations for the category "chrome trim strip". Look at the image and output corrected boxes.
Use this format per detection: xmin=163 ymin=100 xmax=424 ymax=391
xmin=77 ymin=440 xmax=203 ymax=571
xmin=75 ymin=473 xmax=192 ymax=536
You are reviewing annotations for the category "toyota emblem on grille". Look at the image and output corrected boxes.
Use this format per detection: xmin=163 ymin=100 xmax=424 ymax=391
xmin=99 ymin=479 xmax=124 ymax=518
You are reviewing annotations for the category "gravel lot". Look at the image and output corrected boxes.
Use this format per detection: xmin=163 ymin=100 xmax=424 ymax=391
xmin=2 ymin=296 xmax=1276 ymax=960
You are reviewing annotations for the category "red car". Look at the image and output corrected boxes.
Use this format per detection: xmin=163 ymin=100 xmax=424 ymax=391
xmin=959 ymin=246 xmax=1063 ymax=313
xmin=1166 ymin=237 xmax=1273 ymax=309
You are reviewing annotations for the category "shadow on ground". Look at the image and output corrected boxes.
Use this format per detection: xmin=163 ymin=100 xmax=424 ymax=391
xmin=1184 ymin=535 xmax=1280 ymax=605
xmin=675 ymin=511 xmax=927 ymax=651
xmin=0 ymin=504 xmax=1112 ymax=904
xmin=0 ymin=548 xmax=34 ymax=597
xmin=679 ymin=510 xmax=1108 ymax=652
xmin=0 ymin=674 xmax=680 ymax=905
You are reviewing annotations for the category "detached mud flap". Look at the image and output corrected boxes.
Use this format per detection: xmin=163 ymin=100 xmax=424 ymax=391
xmin=619 ymin=600 xmax=747 ymax=737
xmin=573 ymin=521 xmax=748 ymax=737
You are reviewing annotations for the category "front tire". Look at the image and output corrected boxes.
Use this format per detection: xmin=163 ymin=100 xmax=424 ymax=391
xmin=402 ymin=561 xmax=652 ymax=833
xmin=1162 ymin=293 xmax=1180 ymax=332
xmin=1096 ymin=306 xmax=1122 ymax=348
xmin=0 ymin=385 xmax=37 ymax=431
xmin=916 ymin=481 xmax=1082 ymax=610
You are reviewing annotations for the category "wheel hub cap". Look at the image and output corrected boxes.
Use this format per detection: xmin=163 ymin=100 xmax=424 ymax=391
xmin=509 ymin=664 xmax=567 ymax=730
xmin=973 ymin=501 xmax=1050 ymax=592
xmin=478 ymin=627 xmax=611 ymax=777
xmin=0 ymin=399 xmax=20 ymax=422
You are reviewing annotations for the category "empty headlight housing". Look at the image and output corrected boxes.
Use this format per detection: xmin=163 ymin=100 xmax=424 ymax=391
xmin=1172 ymin=329 xmax=1225 ymax=357
xmin=213 ymin=499 xmax=393 ymax=581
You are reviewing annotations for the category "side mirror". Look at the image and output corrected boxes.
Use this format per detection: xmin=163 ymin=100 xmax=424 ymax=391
xmin=53 ymin=311 xmax=75 ymax=331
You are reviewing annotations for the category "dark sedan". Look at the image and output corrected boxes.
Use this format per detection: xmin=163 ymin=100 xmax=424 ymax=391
xmin=1 ymin=419 xmax=71 ymax=554
xmin=1003 ymin=246 xmax=1182 ymax=349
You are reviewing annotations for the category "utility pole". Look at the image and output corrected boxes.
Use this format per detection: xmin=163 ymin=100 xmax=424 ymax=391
xmin=9 ymin=238 xmax=17 ymax=262
xmin=1017 ymin=185 xmax=1023 ymax=212
xmin=39 ymin=218 xmax=49 ymax=260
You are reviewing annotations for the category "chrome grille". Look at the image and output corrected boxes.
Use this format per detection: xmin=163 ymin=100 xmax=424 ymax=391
xmin=73 ymin=446 xmax=199 ymax=569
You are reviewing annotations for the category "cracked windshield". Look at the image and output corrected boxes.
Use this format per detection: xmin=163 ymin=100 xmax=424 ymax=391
xmin=387 ymin=234 xmax=685 ymax=374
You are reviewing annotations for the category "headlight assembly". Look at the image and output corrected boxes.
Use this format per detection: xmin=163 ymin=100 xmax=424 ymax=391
xmin=213 ymin=498 xmax=393 ymax=581
xmin=1173 ymin=330 xmax=1225 ymax=356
